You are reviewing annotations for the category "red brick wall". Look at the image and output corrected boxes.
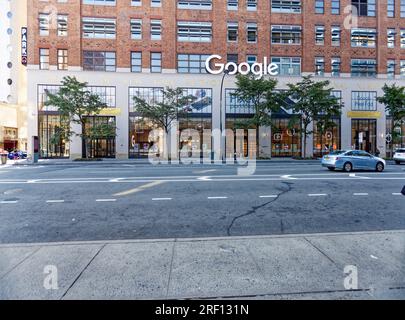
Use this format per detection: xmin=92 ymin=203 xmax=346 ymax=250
xmin=27 ymin=0 xmax=405 ymax=74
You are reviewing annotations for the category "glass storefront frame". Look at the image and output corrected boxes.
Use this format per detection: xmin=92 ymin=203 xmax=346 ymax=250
xmin=271 ymin=116 xmax=301 ymax=158
xmin=83 ymin=116 xmax=116 ymax=159
xmin=38 ymin=113 xmax=70 ymax=159
xmin=313 ymin=117 xmax=341 ymax=158
xmin=351 ymin=119 xmax=377 ymax=155
xmin=386 ymin=117 xmax=405 ymax=158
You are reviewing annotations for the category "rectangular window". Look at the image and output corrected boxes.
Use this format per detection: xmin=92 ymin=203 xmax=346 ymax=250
xmin=351 ymin=28 xmax=377 ymax=48
xmin=351 ymin=0 xmax=376 ymax=17
xmin=57 ymin=49 xmax=68 ymax=70
xmin=227 ymin=22 xmax=238 ymax=42
xmin=401 ymin=30 xmax=405 ymax=48
xmin=131 ymin=52 xmax=142 ymax=73
xmin=83 ymin=0 xmax=117 ymax=5
xmin=39 ymin=48 xmax=49 ymax=70
xmin=315 ymin=0 xmax=324 ymax=14
xmin=401 ymin=61 xmax=405 ymax=78
xmin=177 ymin=21 xmax=212 ymax=42
xmin=83 ymin=51 xmax=116 ymax=72
xmin=247 ymin=55 xmax=257 ymax=65
xmin=331 ymin=0 xmax=340 ymax=14
xmin=331 ymin=26 xmax=341 ymax=46
xmin=315 ymin=57 xmax=325 ymax=76
xmin=180 ymin=88 xmax=212 ymax=114
xmin=247 ymin=23 xmax=257 ymax=43
xmin=387 ymin=60 xmax=396 ymax=79
xmin=315 ymin=26 xmax=325 ymax=45
xmin=87 ymin=86 xmax=116 ymax=108
xmin=271 ymin=0 xmax=302 ymax=13
xmin=388 ymin=29 xmax=396 ymax=48
xmin=151 ymin=0 xmax=162 ymax=7
xmin=351 ymin=59 xmax=377 ymax=77
xmin=178 ymin=54 xmax=210 ymax=73
xmin=331 ymin=57 xmax=341 ymax=77
xmin=177 ymin=0 xmax=212 ymax=10
xmin=131 ymin=19 xmax=142 ymax=40
xmin=351 ymin=91 xmax=377 ymax=111
xmin=82 ymin=17 xmax=116 ymax=39
xmin=57 ymin=15 xmax=68 ymax=36
xmin=247 ymin=0 xmax=257 ymax=11
xmin=402 ymin=0 xmax=405 ymax=17
xmin=151 ymin=52 xmax=162 ymax=73
xmin=271 ymin=57 xmax=301 ymax=76
xmin=150 ymin=20 xmax=162 ymax=40
xmin=39 ymin=13 xmax=50 ymax=36
xmin=271 ymin=25 xmax=302 ymax=44
xmin=387 ymin=0 xmax=395 ymax=17
xmin=129 ymin=87 xmax=163 ymax=113
xmin=227 ymin=0 xmax=238 ymax=10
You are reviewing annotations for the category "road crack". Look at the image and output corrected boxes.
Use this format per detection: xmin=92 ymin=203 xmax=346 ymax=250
xmin=226 ymin=182 xmax=293 ymax=236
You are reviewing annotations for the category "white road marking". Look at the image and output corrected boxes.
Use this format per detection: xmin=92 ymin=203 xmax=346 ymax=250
xmin=96 ymin=199 xmax=117 ymax=202
xmin=197 ymin=176 xmax=212 ymax=181
xmin=194 ymin=169 xmax=217 ymax=174
xmin=152 ymin=198 xmax=172 ymax=201
xmin=259 ymin=195 xmax=278 ymax=198
xmin=208 ymin=196 xmax=228 ymax=199
xmin=281 ymin=175 xmax=297 ymax=180
xmin=370 ymin=255 xmax=379 ymax=260
xmin=392 ymin=193 xmax=402 ymax=196
xmin=46 ymin=200 xmax=65 ymax=203
xmin=353 ymin=193 xmax=369 ymax=196
xmin=308 ymin=194 xmax=328 ymax=197
xmin=114 ymin=181 xmax=165 ymax=197
xmin=0 ymin=201 xmax=18 ymax=204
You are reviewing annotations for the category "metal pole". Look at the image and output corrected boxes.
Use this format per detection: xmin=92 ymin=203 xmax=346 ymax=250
xmin=219 ymin=70 xmax=229 ymax=162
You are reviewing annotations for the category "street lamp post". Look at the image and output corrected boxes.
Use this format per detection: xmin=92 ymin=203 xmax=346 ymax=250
xmin=219 ymin=69 xmax=229 ymax=162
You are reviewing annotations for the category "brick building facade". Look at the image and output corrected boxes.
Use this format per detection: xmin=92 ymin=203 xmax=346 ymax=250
xmin=25 ymin=0 xmax=405 ymax=159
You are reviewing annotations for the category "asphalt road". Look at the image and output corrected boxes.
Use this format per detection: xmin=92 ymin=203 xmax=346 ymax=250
xmin=0 ymin=162 xmax=404 ymax=244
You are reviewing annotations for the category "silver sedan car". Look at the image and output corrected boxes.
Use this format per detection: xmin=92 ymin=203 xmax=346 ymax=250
xmin=393 ymin=148 xmax=405 ymax=165
xmin=321 ymin=150 xmax=386 ymax=172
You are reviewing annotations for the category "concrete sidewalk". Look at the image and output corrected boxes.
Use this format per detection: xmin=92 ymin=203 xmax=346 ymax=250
xmin=0 ymin=230 xmax=404 ymax=300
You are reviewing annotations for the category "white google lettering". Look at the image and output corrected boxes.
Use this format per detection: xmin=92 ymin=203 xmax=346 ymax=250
xmin=205 ymin=55 xmax=279 ymax=79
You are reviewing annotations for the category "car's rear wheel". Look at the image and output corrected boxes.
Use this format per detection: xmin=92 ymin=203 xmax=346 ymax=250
xmin=395 ymin=160 xmax=401 ymax=165
xmin=328 ymin=167 xmax=335 ymax=171
xmin=343 ymin=162 xmax=352 ymax=172
xmin=376 ymin=162 xmax=384 ymax=172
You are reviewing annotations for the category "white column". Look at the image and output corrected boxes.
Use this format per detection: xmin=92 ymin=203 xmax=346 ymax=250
xmin=69 ymin=122 xmax=82 ymax=160
xmin=115 ymin=84 xmax=129 ymax=159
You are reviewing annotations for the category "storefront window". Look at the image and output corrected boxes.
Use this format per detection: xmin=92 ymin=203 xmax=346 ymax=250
xmin=386 ymin=117 xmax=405 ymax=158
xmin=351 ymin=119 xmax=377 ymax=154
xmin=39 ymin=114 xmax=70 ymax=158
xmin=83 ymin=116 xmax=116 ymax=158
xmin=313 ymin=118 xmax=341 ymax=158
xmin=271 ymin=118 xmax=301 ymax=157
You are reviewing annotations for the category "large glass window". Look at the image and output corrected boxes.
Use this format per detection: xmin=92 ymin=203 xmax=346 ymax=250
xmin=351 ymin=91 xmax=377 ymax=111
xmin=271 ymin=0 xmax=302 ymax=13
xmin=177 ymin=21 xmax=212 ymax=42
xmin=271 ymin=118 xmax=301 ymax=157
xmin=351 ymin=119 xmax=377 ymax=154
xmin=351 ymin=59 xmax=377 ymax=77
xmin=271 ymin=25 xmax=302 ymax=44
xmin=313 ymin=118 xmax=341 ymax=158
xmin=83 ymin=51 xmax=116 ymax=72
xmin=351 ymin=28 xmax=377 ymax=48
xmin=82 ymin=17 xmax=116 ymax=39
xmin=177 ymin=54 xmax=210 ymax=73
xmin=83 ymin=116 xmax=116 ymax=158
xmin=39 ymin=115 xmax=70 ymax=158
xmin=351 ymin=0 xmax=376 ymax=16
xmin=271 ymin=57 xmax=301 ymax=76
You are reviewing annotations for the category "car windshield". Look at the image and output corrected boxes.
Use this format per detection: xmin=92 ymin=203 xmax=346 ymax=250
xmin=395 ymin=149 xmax=405 ymax=153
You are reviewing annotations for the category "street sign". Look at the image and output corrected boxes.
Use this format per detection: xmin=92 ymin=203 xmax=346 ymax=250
xmin=21 ymin=27 xmax=28 ymax=66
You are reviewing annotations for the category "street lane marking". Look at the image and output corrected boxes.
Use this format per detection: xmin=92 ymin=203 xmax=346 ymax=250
xmin=308 ymin=194 xmax=328 ymax=197
xmin=259 ymin=195 xmax=278 ymax=198
xmin=96 ymin=199 xmax=117 ymax=202
xmin=392 ymin=193 xmax=402 ymax=196
xmin=46 ymin=200 xmax=65 ymax=203
xmin=152 ymin=198 xmax=172 ymax=201
xmin=353 ymin=193 xmax=369 ymax=196
xmin=281 ymin=175 xmax=297 ymax=180
xmin=0 ymin=201 xmax=18 ymax=204
xmin=194 ymin=169 xmax=217 ymax=174
xmin=208 ymin=196 xmax=228 ymax=199
xmin=114 ymin=180 xmax=165 ymax=197
xmin=197 ymin=176 xmax=212 ymax=181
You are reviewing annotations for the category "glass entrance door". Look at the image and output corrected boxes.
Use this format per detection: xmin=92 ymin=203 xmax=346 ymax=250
xmin=351 ymin=119 xmax=377 ymax=154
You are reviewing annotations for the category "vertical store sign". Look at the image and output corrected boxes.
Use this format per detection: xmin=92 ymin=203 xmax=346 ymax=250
xmin=21 ymin=27 xmax=28 ymax=66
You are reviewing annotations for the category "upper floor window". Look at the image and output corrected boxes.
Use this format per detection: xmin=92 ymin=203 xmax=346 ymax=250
xmin=57 ymin=15 xmax=68 ymax=37
xmin=131 ymin=19 xmax=142 ymax=40
xmin=177 ymin=21 xmax=212 ymax=42
xmin=150 ymin=20 xmax=162 ymax=40
xmin=247 ymin=23 xmax=257 ymax=43
xmin=151 ymin=0 xmax=162 ymax=7
xmin=271 ymin=57 xmax=301 ymax=76
xmin=247 ymin=0 xmax=257 ymax=11
xmin=387 ymin=60 xmax=396 ymax=79
xmin=83 ymin=0 xmax=117 ymax=5
xmin=39 ymin=48 xmax=49 ymax=70
xmin=331 ymin=26 xmax=341 ymax=46
xmin=331 ymin=0 xmax=340 ymax=14
xmin=351 ymin=0 xmax=376 ymax=17
xmin=177 ymin=54 xmax=210 ymax=73
xmin=388 ymin=29 xmax=396 ymax=48
xmin=351 ymin=91 xmax=377 ymax=111
xmin=57 ymin=49 xmax=68 ymax=70
xmin=227 ymin=0 xmax=238 ymax=10
xmin=83 ymin=51 xmax=116 ymax=72
xmin=351 ymin=59 xmax=377 ymax=77
xmin=150 ymin=52 xmax=162 ymax=73
xmin=177 ymin=0 xmax=212 ymax=10
xmin=227 ymin=22 xmax=238 ymax=42
xmin=271 ymin=0 xmax=302 ymax=13
xmin=315 ymin=57 xmax=325 ymax=76
xmin=39 ymin=13 xmax=50 ymax=36
xmin=331 ymin=57 xmax=341 ymax=77
xmin=315 ymin=0 xmax=324 ymax=14
xmin=271 ymin=25 xmax=302 ymax=44
xmin=401 ymin=0 xmax=405 ymax=17
xmin=351 ymin=28 xmax=377 ymax=48
xmin=315 ymin=26 xmax=325 ymax=45
xmin=387 ymin=0 xmax=395 ymax=17
xmin=82 ymin=17 xmax=116 ymax=39
xmin=401 ymin=29 xmax=405 ymax=48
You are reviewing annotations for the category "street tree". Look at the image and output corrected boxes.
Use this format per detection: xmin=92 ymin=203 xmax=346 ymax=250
xmin=44 ymin=76 xmax=115 ymax=158
xmin=232 ymin=74 xmax=284 ymax=158
xmin=132 ymin=87 xmax=196 ymax=160
xmin=286 ymin=75 xmax=342 ymax=158
xmin=377 ymin=84 xmax=405 ymax=148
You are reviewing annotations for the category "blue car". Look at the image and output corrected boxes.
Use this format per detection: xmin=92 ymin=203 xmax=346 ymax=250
xmin=321 ymin=150 xmax=386 ymax=172
xmin=7 ymin=151 xmax=28 ymax=160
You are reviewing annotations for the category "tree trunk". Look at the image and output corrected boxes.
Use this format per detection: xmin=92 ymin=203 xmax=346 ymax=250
xmin=303 ymin=133 xmax=307 ymax=159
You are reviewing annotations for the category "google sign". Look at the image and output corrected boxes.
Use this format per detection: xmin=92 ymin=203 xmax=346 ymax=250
xmin=205 ymin=55 xmax=279 ymax=79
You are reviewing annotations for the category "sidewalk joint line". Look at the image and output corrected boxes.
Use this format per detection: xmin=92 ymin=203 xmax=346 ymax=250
xmin=165 ymin=239 xmax=177 ymax=299
xmin=60 ymin=244 xmax=106 ymax=300
xmin=303 ymin=237 xmax=337 ymax=266
xmin=0 ymin=246 xmax=42 ymax=281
